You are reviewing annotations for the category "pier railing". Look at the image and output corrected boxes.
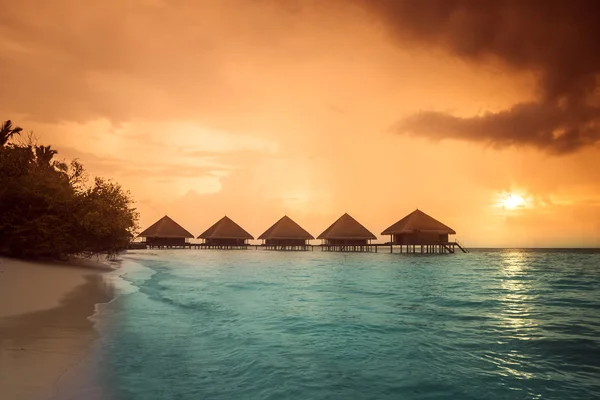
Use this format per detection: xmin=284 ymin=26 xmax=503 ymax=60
xmin=454 ymin=240 xmax=468 ymax=253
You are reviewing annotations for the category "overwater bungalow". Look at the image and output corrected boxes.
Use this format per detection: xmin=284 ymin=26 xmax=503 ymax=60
xmin=258 ymin=215 xmax=314 ymax=251
xmin=317 ymin=213 xmax=377 ymax=252
xmin=196 ymin=216 xmax=254 ymax=249
xmin=137 ymin=215 xmax=195 ymax=249
xmin=381 ymin=209 xmax=466 ymax=253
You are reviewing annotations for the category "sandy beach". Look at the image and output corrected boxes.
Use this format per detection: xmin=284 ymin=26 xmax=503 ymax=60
xmin=0 ymin=256 xmax=114 ymax=400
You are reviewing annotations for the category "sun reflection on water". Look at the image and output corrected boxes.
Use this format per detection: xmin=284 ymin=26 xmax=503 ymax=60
xmin=498 ymin=251 xmax=538 ymax=330
xmin=492 ymin=251 xmax=543 ymax=383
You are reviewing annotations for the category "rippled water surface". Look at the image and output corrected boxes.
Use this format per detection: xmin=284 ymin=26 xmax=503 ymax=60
xmin=98 ymin=249 xmax=600 ymax=399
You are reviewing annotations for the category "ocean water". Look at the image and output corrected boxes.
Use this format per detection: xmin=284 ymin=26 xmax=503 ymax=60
xmin=94 ymin=249 xmax=600 ymax=400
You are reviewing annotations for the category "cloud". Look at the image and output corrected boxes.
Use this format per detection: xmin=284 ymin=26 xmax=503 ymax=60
xmin=3 ymin=0 xmax=600 ymax=154
xmin=398 ymin=101 xmax=600 ymax=154
xmin=0 ymin=0 xmax=304 ymax=124
xmin=56 ymin=145 xmax=222 ymax=179
xmin=350 ymin=0 xmax=600 ymax=153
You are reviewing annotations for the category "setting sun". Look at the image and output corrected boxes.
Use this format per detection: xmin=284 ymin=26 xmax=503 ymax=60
xmin=499 ymin=193 xmax=527 ymax=209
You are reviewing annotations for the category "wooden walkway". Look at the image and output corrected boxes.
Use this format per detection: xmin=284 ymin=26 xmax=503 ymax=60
xmin=132 ymin=242 xmax=467 ymax=253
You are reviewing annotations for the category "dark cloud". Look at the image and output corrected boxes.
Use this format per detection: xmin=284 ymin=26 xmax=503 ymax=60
xmin=398 ymin=102 xmax=600 ymax=154
xmin=4 ymin=0 xmax=600 ymax=153
xmin=353 ymin=0 xmax=600 ymax=153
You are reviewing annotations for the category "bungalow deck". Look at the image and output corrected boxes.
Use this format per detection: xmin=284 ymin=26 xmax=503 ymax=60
xmin=386 ymin=241 xmax=468 ymax=254
xmin=260 ymin=244 xmax=314 ymax=251
xmin=130 ymin=242 xmax=468 ymax=253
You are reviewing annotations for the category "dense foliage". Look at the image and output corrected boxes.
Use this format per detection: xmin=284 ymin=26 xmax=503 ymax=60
xmin=0 ymin=120 xmax=139 ymax=259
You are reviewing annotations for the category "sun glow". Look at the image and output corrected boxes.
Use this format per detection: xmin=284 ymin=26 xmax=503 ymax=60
xmin=502 ymin=194 xmax=526 ymax=209
xmin=495 ymin=191 xmax=531 ymax=210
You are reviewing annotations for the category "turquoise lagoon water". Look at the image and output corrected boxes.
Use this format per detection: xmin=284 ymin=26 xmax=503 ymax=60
xmin=94 ymin=249 xmax=600 ymax=399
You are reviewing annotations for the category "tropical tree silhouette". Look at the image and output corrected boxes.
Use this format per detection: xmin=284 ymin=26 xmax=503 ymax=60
xmin=0 ymin=120 xmax=23 ymax=147
xmin=0 ymin=119 xmax=139 ymax=258
xmin=34 ymin=145 xmax=58 ymax=168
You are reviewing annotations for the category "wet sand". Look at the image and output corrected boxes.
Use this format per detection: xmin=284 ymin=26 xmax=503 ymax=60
xmin=0 ymin=257 xmax=114 ymax=400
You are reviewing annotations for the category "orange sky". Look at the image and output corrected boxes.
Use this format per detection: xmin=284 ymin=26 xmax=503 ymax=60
xmin=1 ymin=0 xmax=599 ymax=247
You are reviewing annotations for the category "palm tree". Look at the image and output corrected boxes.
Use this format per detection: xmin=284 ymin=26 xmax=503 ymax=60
xmin=0 ymin=120 xmax=23 ymax=147
xmin=35 ymin=145 xmax=58 ymax=167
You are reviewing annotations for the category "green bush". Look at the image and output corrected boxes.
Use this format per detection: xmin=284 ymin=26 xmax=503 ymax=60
xmin=0 ymin=120 xmax=139 ymax=259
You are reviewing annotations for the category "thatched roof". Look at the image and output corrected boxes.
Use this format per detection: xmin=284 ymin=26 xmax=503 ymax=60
xmin=258 ymin=215 xmax=314 ymax=240
xmin=381 ymin=209 xmax=456 ymax=235
xmin=197 ymin=216 xmax=254 ymax=240
xmin=138 ymin=215 xmax=194 ymax=238
xmin=317 ymin=213 xmax=376 ymax=240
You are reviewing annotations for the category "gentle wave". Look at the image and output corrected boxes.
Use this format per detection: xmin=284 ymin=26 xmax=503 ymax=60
xmin=95 ymin=249 xmax=600 ymax=400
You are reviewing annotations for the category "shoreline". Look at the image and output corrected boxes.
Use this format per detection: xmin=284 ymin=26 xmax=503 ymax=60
xmin=0 ymin=256 xmax=115 ymax=400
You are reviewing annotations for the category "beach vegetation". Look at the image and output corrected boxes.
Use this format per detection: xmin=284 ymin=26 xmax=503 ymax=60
xmin=0 ymin=120 xmax=139 ymax=259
